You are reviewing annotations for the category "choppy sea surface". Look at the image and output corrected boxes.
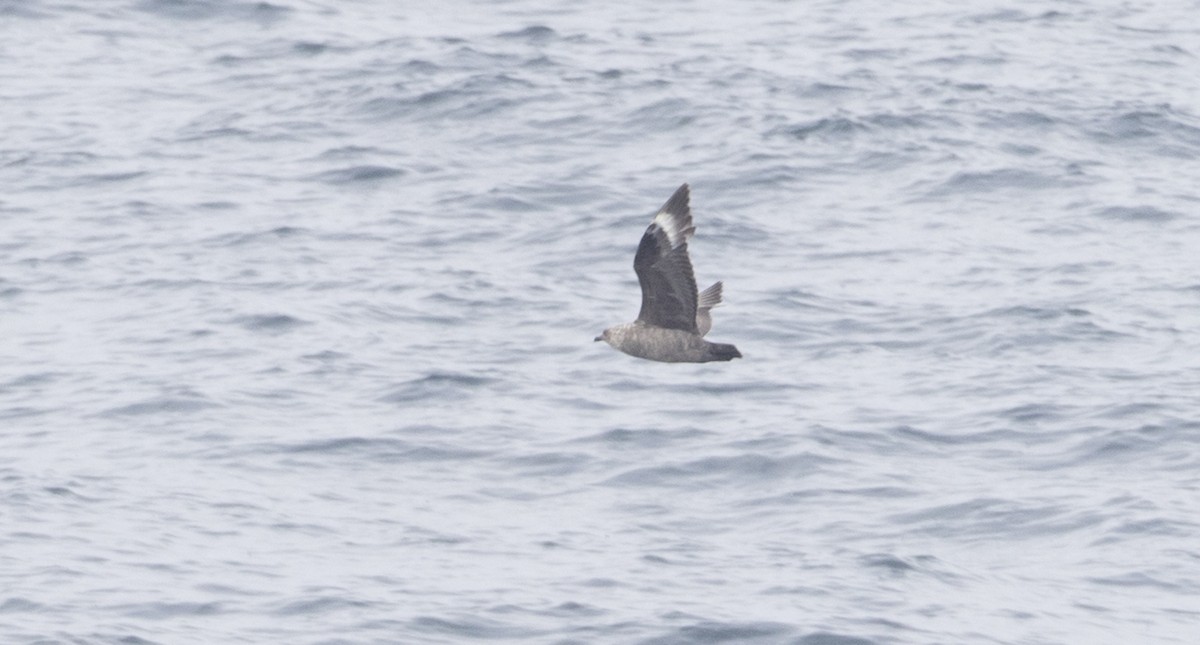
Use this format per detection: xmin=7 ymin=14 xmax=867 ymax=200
xmin=3 ymin=1 xmax=1200 ymax=643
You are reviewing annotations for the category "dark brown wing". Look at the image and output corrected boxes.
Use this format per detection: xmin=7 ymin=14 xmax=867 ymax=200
xmin=633 ymin=184 xmax=699 ymax=333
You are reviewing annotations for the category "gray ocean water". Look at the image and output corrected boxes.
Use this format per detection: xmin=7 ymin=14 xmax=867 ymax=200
xmin=3 ymin=1 xmax=1200 ymax=643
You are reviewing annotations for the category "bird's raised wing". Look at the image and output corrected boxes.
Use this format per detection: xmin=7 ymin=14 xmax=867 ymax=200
xmin=634 ymin=183 xmax=699 ymax=334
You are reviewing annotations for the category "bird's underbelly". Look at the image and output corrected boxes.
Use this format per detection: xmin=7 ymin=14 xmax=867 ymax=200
xmin=616 ymin=327 xmax=709 ymax=363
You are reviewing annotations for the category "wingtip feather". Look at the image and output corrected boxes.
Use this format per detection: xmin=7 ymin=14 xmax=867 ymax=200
xmin=653 ymin=183 xmax=694 ymax=248
xmin=662 ymin=183 xmax=690 ymax=217
xmin=698 ymin=281 xmax=723 ymax=309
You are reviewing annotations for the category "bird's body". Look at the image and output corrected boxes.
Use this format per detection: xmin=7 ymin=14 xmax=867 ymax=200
xmin=596 ymin=184 xmax=741 ymax=363
xmin=600 ymin=321 xmax=742 ymax=363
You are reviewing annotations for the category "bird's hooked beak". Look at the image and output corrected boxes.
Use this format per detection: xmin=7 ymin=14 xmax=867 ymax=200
xmin=593 ymin=335 xmax=603 ymax=342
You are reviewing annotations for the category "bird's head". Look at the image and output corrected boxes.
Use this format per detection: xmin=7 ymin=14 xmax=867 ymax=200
xmin=594 ymin=328 xmax=611 ymax=343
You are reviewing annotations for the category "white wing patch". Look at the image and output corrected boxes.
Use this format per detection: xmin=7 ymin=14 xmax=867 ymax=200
xmin=652 ymin=208 xmax=694 ymax=249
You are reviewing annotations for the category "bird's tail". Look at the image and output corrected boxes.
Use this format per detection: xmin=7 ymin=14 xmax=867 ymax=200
xmin=706 ymin=342 xmax=742 ymax=362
